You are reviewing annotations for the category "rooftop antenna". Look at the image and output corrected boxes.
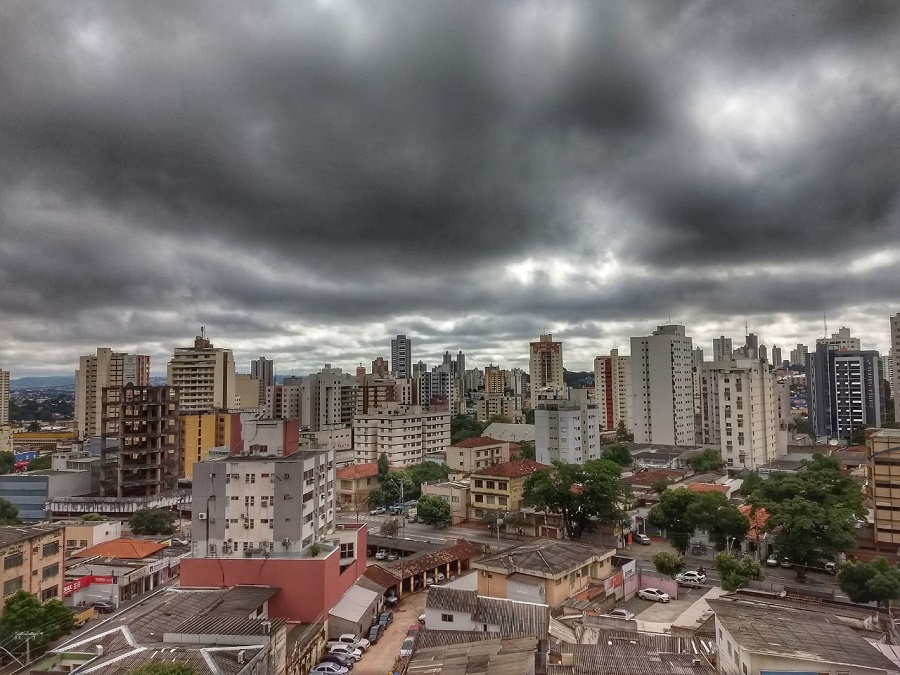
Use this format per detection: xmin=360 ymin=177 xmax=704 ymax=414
xmin=200 ymin=326 xmax=207 ymax=340
xmin=823 ymin=313 xmax=828 ymax=339
xmin=745 ymin=320 xmax=749 ymax=338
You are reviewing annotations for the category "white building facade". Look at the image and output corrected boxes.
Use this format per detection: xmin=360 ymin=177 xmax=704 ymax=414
xmin=352 ymin=403 xmax=451 ymax=467
xmin=301 ymin=365 xmax=356 ymax=432
xmin=629 ymin=324 xmax=695 ymax=446
xmin=166 ymin=331 xmax=236 ymax=414
xmin=529 ymin=334 xmax=566 ymax=408
xmin=535 ymin=400 xmax=600 ymax=465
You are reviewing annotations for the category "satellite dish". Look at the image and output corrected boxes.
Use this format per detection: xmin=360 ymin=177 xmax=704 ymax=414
xmin=779 ymin=590 xmax=787 ymax=597
xmin=829 ymin=439 xmax=839 ymax=446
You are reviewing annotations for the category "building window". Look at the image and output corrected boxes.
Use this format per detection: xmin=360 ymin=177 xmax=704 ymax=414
xmin=441 ymin=614 xmax=454 ymax=623
xmin=4 ymin=553 xmax=23 ymax=570
xmin=474 ymin=480 xmax=483 ymax=488
xmin=474 ymin=495 xmax=484 ymax=503
xmin=41 ymin=586 xmax=59 ymax=602
xmin=486 ymin=481 xmax=495 ymax=489
xmin=42 ymin=542 xmax=60 ymax=557
xmin=497 ymin=482 xmax=508 ymax=491
xmin=486 ymin=496 xmax=495 ymax=505
xmin=498 ymin=497 xmax=508 ymax=507
xmin=451 ymin=496 xmax=459 ymax=504
xmin=66 ymin=539 xmax=77 ymax=548
xmin=42 ymin=563 xmax=59 ymax=579
xmin=340 ymin=543 xmax=355 ymax=558
xmin=3 ymin=577 xmax=23 ymax=597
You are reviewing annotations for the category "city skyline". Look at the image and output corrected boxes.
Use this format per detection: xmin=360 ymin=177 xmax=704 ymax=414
xmin=2 ymin=2 xmax=899 ymax=377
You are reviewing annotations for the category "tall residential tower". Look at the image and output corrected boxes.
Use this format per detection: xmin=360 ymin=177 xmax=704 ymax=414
xmin=167 ymin=329 xmax=236 ymax=413
xmin=529 ymin=333 xmax=565 ymax=408
xmin=75 ymin=348 xmax=151 ymax=439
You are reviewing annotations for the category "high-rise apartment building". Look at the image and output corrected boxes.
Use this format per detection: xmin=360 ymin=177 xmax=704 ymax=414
xmin=484 ymin=365 xmax=505 ymax=395
xmin=808 ymin=344 xmax=881 ymax=439
xmin=816 ymin=326 xmax=861 ymax=352
xmin=891 ymin=315 xmax=900 ymax=421
xmin=75 ymin=349 xmax=151 ymax=439
xmin=529 ymin=333 xmax=566 ymax=408
xmin=180 ymin=411 xmax=239 ymax=478
xmin=100 ymin=385 xmax=179 ymax=498
xmin=712 ymin=336 xmax=733 ymax=363
xmin=771 ymin=345 xmax=783 ymax=368
xmin=630 ymin=324 xmax=695 ymax=446
xmin=352 ymin=403 xmax=450 ymax=466
xmin=167 ymin=330 xmax=236 ymax=413
xmin=420 ymin=366 xmax=456 ymax=413
xmin=743 ymin=333 xmax=759 ymax=360
xmin=391 ymin=334 xmax=412 ymax=379
xmin=372 ymin=357 xmax=390 ymax=377
xmin=266 ymin=384 xmax=303 ymax=421
xmin=250 ymin=357 xmax=274 ymax=407
xmin=191 ymin=448 xmax=335 ymax=558
xmin=693 ymin=348 xmax=705 ymax=367
xmin=301 ymin=365 xmax=356 ymax=432
xmin=699 ymin=357 xmax=780 ymax=471
xmin=790 ymin=344 xmax=809 ymax=367
xmin=356 ymin=374 xmax=399 ymax=415
xmin=593 ymin=349 xmax=632 ymax=432
xmin=0 ymin=368 xmax=9 ymax=426
xmin=535 ymin=400 xmax=600 ymax=465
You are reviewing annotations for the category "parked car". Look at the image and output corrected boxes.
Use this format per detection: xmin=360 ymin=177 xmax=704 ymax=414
xmin=638 ymin=588 xmax=670 ymax=603
xmin=407 ymin=625 xmax=420 ymax=638
xmin=367 ymin=624 xmax=384 ymax=645
xmin=378 ymin=610 xmax=394 ymax=626
xmin=436 ymin=572 xmax=446 ymax=582
xmin=370 ymin=506 xmax=387 ymax=515
xmin=418 ymin=613 xmax=426 ymax=625
xmin=328 ymin=645 xmax=362 ymax=661
xmin=766 ymin=554 xmax=779 ymax=567
xmin=384 ymin=594 xmax=398 ymax=606
xmin=635 ymin=533 xmax=652 ymax=545
xmin=400 ymin=637 xmax=416 ymax=658
xmin=375 ymin=549 xmax=387 ymax=560
xmin=675 ymin=571 xmax=707 ymax=586
xmin=387 ymin=552 xmax=398 ymax=561
xmin=326 ymin=634 xmax=370 ymax=651
xmin=89 ymin=601 xmax=116 ymax=614
xmin=603 ymin=608 xmax=635 ymax=620
xmin=780 ymin=558 xmax=793 ymax=569
xmin=320 ymin=654 xmax=355 ymax=670
xmin=311 ymin=664 xmax=349 ymax=675
xmin=425 ymin=576 xmax=434 ymax=586
xmin=824 ymin=561 xmax=838 ymax=574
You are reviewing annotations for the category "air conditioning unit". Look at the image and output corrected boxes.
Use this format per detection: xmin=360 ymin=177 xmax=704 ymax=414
xmin=226 ymin=476 xmax=231 ymax=483
xmin=269 ymin=521 xmax=274 ymax=529
xmin=240 ymin=513 xmax=246 ymax=519
xmin=244 ymin=522 xmax=250 ymax=529
xmin=198 ymin=513 xmax=207 ymax=520
xmin=282 ymin=538 xmax=290 ymax=547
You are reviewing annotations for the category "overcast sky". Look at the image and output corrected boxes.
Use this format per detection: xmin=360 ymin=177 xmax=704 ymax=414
xmin=2 ymin=1 xmax=900 ymax=378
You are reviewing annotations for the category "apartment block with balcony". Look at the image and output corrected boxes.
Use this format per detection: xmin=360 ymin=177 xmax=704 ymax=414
xmin=469 ymin=459 xmax=548 ymax=521
xmin=191 ymin=448 xmax=336 ymax=558
xmin=535 ymin=400 xmax=600 ymax=465
xmin=352 ymin=403 xmax=450 ymax=467
xmin=1 ymin=524 xmax=65 ymax=603
xmin=868 ymin=428 xmax=900 ymax=549
xmin=166 ymin=330 xmax=236 ymax=414
xmin=593 ymin=349 xmax=632 ymax=432
xmin=75 ymin=349 xmax=150 ymax=439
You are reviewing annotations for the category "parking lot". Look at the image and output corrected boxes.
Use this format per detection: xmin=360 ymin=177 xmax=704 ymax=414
xmin=351 ymin=584 xmax=427 ymax=675
xmin=621 ymin=584 xmax=714 ymax=624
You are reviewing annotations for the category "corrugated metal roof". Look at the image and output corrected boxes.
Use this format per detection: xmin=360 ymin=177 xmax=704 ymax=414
xmin=408 ymin=636 xmax=537 ymax=675
xmin=416 ymin=630 xmax=503 ymax=649
xmin=553 ymin=640 xmax=717 ymax=675
xmin=213 ymin=585 xmax=279 ymax=615
xmin=168 ymin=614 xmax=284 ymax=637
xmin=329 ymin=585 xmax=380 ymax=623
xmin=425 ymin=587 xmax=549 ymax=637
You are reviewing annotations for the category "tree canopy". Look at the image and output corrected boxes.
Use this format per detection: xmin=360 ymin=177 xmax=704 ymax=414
xmin=715 ymin=552 xmax=764 ymax=591
xmin=0 ymin=451 xmax=14 ymax=475
xmin=647 ymin=488 xmax=698 ymax=554
xmin=837 ymin=557 xmax=900 ymax=607
xmin=647 ymin=488 xmax=747 ymax=554
xmin=26 ymin=455 xmax=52 ymax=471
xmin=688 ymin=449 xmax=724 ymax=472
xmin=523 ymin=459 xmax=631 ymax=539
xmin=613 ymin=419 xmax=634 ymax=442
xmin=416 ymin=494 xmax=451 ymax=523
xmin=451 ymin=415 xmax=485 ymax=444
xmin=0 ymin=591 xmax=74 ymax=654
xmin=652 ymin=552 xmax=684 ymax=578
xmin=601 ymin=443 xmax=632 ymax=467
xmin=130 ymin=508 xmax=176 ymax=535
xmin=377 ymin=452 xmax=390 ymax=479
xmin=0 ymin=497 xmax=21 ymax=525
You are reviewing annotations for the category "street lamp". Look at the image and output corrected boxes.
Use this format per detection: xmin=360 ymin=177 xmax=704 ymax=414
xmin=496 ymin=514 xmax=504 ymax=543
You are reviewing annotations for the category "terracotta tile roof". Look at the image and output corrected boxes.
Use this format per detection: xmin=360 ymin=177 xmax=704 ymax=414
xmin=336 ymin=462 xmax=379 ymax=480
xmin=452 ymin=436 xmax=506 ymax=448
xmin=474 ymin=459 xmax=548 ymax=478
xmin=363 ymin=541 xmax=486 ymax=588
xmin=623 ymin=468 xmax=685 ymax=486
xmin=686 ymin=482 xmax=728 ymax=494
xmin=738 ymin=504 xmax=770 ymax=540
xmin=71 ymin=537 xmax=167 ymax=560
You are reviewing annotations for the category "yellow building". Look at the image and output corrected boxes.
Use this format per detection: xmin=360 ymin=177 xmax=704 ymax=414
xmin=868 ymin=428 xmax=900 ymax=548
xmin=473 ymin=538 xmax=614 ymax=607
xmin=179 ymin=411 xmax=236 ymax=478
xmin=469 ymin=459 xmax=548 ymax=520
xmin=1 ymin=524 xmax=65 ymax=603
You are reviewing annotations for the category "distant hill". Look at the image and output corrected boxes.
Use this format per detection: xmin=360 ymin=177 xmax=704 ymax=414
xmin=563 ymin=369 xmax=594 ymax=388
xmin=11 ymin=376 xmax=75 ymax=389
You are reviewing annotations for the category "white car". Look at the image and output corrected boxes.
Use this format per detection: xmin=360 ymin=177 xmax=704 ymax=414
xmin=436 ymin=572 xmax=446 ymax=582
xmin=311 ymin=665 xmax=349 ymax=675
xmin=327 ymin=634 xmax=370 ymax=652
xmin=328 ymin=645 xmax=362 ymax=661
xmin=675 ymin=571 xmax=706 ymax=586
xmin=375 ymin=549 xmax=387 ymax=560
xmin=638 ymin=588 xmax=670 ymax=603
xmin=604 ymin=608 xmax=635 ymax=620
xmin=635 ymin=533 xmax=652 ymax=545
xmin=370 ymin=507 xmax=387 ymax=515
xmin=425 ymin=576 xmax=434 ymax=586
xmin=400 ymin=637 xmax=415 ymax=658
xmin=766 ymin=554 xmax=778 ymax=567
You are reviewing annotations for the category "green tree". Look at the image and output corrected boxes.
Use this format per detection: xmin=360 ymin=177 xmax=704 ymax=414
xmin=651 ymin=479 xmax=673 ymax=495
xmin=648 ymin=488 xmax=698 ymax=555
xmin=379 ymin=519 xmax=401 ymax=537
xmin=614 ymin=419 xmax=634 ymax=442
xmin=0 ymin=497 xmax=21 ymax=525
xmin=79 ymin=512 xmax=108 ymax=522
xmin=849 ymin=423 xmax=871 ymax=445
xmin=524 ymin=409 xmax=535 ymax=424
xmin=688 ymin=449 xmax=725 ymax=473
xmin=0 ymin=451 xmax=14 ymax=474
xmin=652 ymin=551 xmax=685 ymax=578
xmin=377 ymin=452 xmax=390 ymax=480
xmin=130 ymin=664 xmax=198 ymax=675
xmin=787 ymin=416 xmax=814 ymax=436
xmin=601 ymin=443 xmax=632 ymax=467
xmin=517 ymin=441 xmax=536 ymax=460
xmin=523 ymin=459 xmax=631 ymax=539
xmin=130 ymin=508 xmax=176 ymax=535
xmin=405 ymin=462 xmax=450 ymax=499
xmin=837 ymin=557 xmax=900 ymax=607
xmin=26 ymin=421 xmax=41 ymax=432
xmin=451 ymin=415 xmax=486 ymax=444
xmin=715 ymin=552 xmax=764 ymax=591
xmin=739 ymin=472 xmax=763 ymax=497
xmin=487 ymin=414 xmax=513 ymax=424
xmin=416 ymin=495 xmax=451 ymax=524
xmin=0 ymin=591 xmax=74 ymax=653
xmin=687 ymin=492 xmax=749 ymax=551
xmin=26 ymin=455 xmax=52 ymax=471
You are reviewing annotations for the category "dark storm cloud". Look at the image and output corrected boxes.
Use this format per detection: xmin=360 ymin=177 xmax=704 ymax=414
xmin=1 ymin=0 xmax=900 ymax=375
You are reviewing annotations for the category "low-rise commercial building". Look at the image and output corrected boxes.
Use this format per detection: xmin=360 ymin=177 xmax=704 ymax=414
xmin=0 ymin=469 xmax=93 ymax=521
xmin=421 ymin=479 xmax=470 ymax=524
xmin=469 ymin=459 xmax=547 ymax=520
